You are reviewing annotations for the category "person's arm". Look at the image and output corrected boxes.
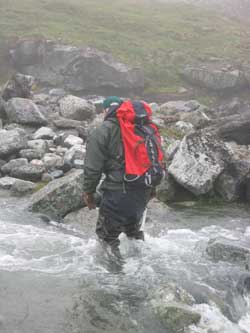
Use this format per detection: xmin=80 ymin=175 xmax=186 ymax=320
xmin=83 ymin=124 xmax=109 ymax=209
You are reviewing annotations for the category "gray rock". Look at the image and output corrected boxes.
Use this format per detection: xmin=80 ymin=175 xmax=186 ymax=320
xmin=215 ymin=160 xmax=250 ymax=202
xmin=174 ymin=121 xmax=194 ymax=134
xmin=10 ymin=179 xmax=36 ymax=196
xmin=160 ymin=100 xmax=206 ymax=116
xmin=49 ymin=88 xmax=66 ymax=97
xmin=27 ymin=139 xmax=48 ymax=155
xmin=0 ymin=96 xmax=6 ymax=119
xmin=1 ymin=73 xmax=34 ymax=101
xmin=207 ymin=237 xmax=250 ymax=263
xmin=33 ymin=127 xmax=56 ymax=140
xmin=10 ymin=164 xmax=45 ymax=182
xmin=215 ymin=115 xmax=250 ymax=145
xmin=64 ymin=135 xmax=83 ymax=148
xmin=0 ymin=129 xmax=27 ymax=158
xmin=50 ymin=170 xmax=64 ymax=179
xmin=19 ymin=149 xmax=44 ymax=161
xmin=156 ymin=173 xmax=195 ymax=204
xmin=168 ymin=132 xmax=232 ymax=195
xmin=41 ymin=173 xmax=53 ymax=183
xmin=59 ymin=95 xmax=95 ymax=121
xmin=181 ymin=66 xmax=247 ymax=91
xmin=0 ymin=176 xmax=17 ymax=189
xmin=179 ymin=110 xmax=210 ymax=129
xmin=28 ymin=169 xmax=85 ymax=219
xmin=10 ymin=40 xmax=144 ymax=94
xmin=64 ymin=145 xmax=86 ymax=166
xmin=5 ymin=98 xmax=47 ymax=125
xmin=151 ymin=283 xmax=201 ymax=333
xmin=42 ymin=153 xmax=64 ymax=170
xmin=73 ymin=159 xmax=84 ymax=169
xmin=53 ymin=117 xmax=85 ymax=129
xmin=1 ymin=158 xmax=28 ymax=174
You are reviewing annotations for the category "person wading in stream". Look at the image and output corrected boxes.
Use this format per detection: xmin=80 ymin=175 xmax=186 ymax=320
xmin=83 ymin=96 xmax=165 ymax=259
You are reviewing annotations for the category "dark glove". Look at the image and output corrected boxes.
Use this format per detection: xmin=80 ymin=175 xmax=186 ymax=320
xmin=83 ymin=192 xmax=96 ymax=210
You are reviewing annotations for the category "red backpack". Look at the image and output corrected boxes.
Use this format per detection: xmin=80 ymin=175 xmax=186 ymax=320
xmin=114 ymin=100 xmax=165 ymax=188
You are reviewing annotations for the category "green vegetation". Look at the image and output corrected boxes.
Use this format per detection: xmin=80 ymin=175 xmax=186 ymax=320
xmin=0 ymin=0 xmax=249 ymax=93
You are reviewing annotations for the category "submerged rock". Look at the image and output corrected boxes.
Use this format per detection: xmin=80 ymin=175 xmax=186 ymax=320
xmin=151 ymin=283 xmax=201 ymax=333
xmin=206 ymin=237 xmax=250 ymax=263
xmin=28 ymin=169 xmax=85 ymax=219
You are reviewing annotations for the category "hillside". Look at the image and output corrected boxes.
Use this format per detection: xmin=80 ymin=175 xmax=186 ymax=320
xmin=0 ymin=0 xmax=250 ymax=95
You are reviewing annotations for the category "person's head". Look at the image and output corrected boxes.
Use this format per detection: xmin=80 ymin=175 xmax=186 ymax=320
xmin=102 ymin=96 xmax=123 ymax=114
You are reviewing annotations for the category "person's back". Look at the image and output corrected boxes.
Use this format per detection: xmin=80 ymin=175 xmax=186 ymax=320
xmin=83 ymin=96 xmax=162 ymax=258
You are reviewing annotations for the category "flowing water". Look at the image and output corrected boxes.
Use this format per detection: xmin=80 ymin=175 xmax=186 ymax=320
xmin=1 ymin=190 xmax=250 ymax=333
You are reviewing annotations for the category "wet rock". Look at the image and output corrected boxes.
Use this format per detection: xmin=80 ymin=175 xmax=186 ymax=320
xmin=10 ymin=164 xmax=45 ymax=182
xmin=33 ymin=127 xmax=56 ymax=140
xmin=181 ymin=66 xmax=247 ymax=91
xmin=1 ymin=73 xmax=34 ymax=101
xmin=236 ymin=274 xmax=250 ymax=296
xmin=0 ymin=129 xmax=27 ymax=158
xmin=168 ymin=132 xmax=232 ymax=195
xmin=10 ymin=179 xmax=36 ymax=196
xmin=151 ymin=283 xmax=201 ymax=333
xmin=1 ymin=158 xmax=28 ymax=175
xmin=59 ymin=95 xmax=95 ymax=121
xmin=28 ymin=169 xmax=85 ymax=219
xmin=64 ymin=135 xmax=83 ymax=148
xmin=5 ymin=98 xmax=47 ymax=126
xmin=10 ymin=40 xmax=144 ymax=93
xmin=156 ymin=173 xmax=194 ymax=203
xmin=215 ymin=160 xmax=250 ymax=202
xmin=206 ymin=237 xmax=250 ymax=263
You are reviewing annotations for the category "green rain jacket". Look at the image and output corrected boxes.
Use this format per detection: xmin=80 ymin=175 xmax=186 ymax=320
xmin=83 ymin=118 xmax=125 ymax=194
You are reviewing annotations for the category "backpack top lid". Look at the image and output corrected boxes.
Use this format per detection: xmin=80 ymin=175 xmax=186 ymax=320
xmin=116 ymin=100 xmax=152 ymax=124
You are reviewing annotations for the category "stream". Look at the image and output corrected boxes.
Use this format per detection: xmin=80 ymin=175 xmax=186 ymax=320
xmin=1 ymin=191 xmax=250 ymax=333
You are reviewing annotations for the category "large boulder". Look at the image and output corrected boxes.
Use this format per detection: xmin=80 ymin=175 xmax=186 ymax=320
xmin=168 ymin=132 xmax=232 ymax=195
xmin=5 ymin=98 xmax=47 ymax=126
xmin=0 ymin=128 xmax=27 ymax=158
xmin=181 ymin=66 xmax=247 ymax=91
xmin=10 ymin=40 xmax=144 ymax=94
xmin=1 ymin=73 xmax=34 ymax=101
xmin=215 ymin=160 xmax=250 ymax=202
xmin=215 ymin=114 xmax=250 ymax=145
xmin=28 ymin=169 xmax=85 ymax=219
xmin=59 ymin=95 xmax=95 ymax=121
